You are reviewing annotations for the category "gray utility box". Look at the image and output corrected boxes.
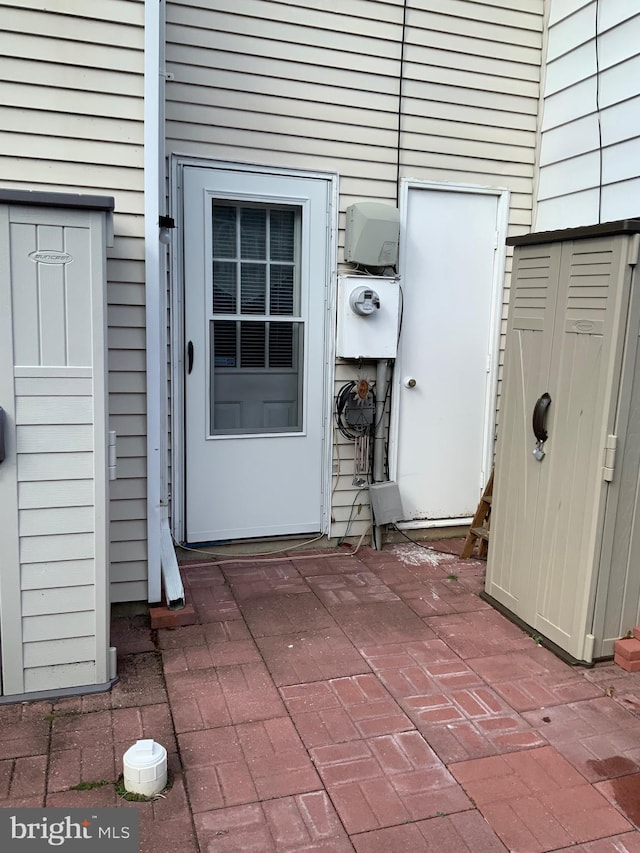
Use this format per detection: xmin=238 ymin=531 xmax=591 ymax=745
xmin=485 ymin=219 xmax=640 ymax=664
xmin=0 ymin=190 xmax=115 ymax=701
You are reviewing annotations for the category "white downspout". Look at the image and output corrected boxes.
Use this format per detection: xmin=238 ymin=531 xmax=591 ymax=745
xmin=144 ymin=0 xmax=162 ymax=603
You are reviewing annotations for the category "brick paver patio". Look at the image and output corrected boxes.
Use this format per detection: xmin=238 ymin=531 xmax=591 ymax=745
xmin=1 ymin=538 xmax=640 ymax=852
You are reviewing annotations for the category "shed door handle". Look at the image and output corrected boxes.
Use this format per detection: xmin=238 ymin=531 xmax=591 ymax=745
xmin=187 ymin=341 xmax=194 ymax=375
xmin=533 ymin=392 xmax=552 ymax=443
xmin=0 ymin=407 xmax=5 ymax=463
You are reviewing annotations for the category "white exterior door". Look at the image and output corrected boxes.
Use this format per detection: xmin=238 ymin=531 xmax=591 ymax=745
xmin=391 ymin=184 xmax=504 ymax=524
xmin=183 ymin=167 xmax=331 ymax=543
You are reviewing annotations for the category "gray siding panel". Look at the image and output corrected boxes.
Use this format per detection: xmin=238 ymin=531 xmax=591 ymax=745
xmin=535 ymin=3 xmax=640 ymax=230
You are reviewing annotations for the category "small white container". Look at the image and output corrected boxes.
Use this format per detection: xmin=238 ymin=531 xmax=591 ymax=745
xmin=123 ymin=739 xmax=167 ymax=797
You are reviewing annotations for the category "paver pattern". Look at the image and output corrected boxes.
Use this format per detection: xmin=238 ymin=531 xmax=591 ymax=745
xmin=1 ymin=539 xmax=640 ymax=852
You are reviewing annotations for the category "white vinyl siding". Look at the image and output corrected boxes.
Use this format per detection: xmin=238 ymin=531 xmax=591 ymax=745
xmin=166 ymin=0 xmax=544 ymax=540
xmin=535 ymin=1 xmax=640 ymax=230
xmin=0 ymin=0 xmax=147 ymax=600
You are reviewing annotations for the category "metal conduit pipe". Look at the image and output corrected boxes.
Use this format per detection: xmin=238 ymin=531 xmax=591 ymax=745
xmin=373 ymin=358 xmax=389 ymax=548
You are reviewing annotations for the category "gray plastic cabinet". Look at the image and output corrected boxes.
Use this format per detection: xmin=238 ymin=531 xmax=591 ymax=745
xmin=0 ymin=190 xmax=116 ymax=701
xmin=485 ymin=219 xmax=640 ymax=663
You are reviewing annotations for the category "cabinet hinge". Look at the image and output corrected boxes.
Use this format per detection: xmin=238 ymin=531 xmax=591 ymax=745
xmin=603 ymin=434 xmax=617 ymax=482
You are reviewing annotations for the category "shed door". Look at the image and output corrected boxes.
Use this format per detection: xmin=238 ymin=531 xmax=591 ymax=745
xmin=487 ymin=235 xmax=633 ymax=661
xmin=183 ymin=167 xmax=331 ymax=543
xmin=391 ymin=186 xmax=501 ymax=523
xmin=0 ymin=203 xmax=109 ymax=696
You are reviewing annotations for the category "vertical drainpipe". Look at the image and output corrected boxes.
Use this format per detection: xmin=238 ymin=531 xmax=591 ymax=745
xmin=144 ymin=0 xmax=162 ymax=603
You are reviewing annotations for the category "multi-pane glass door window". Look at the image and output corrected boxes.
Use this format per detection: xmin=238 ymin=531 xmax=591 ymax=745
xmin=209 ymin=202 xmax=304 ymax=434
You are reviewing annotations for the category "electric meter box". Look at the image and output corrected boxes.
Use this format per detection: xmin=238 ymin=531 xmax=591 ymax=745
xmin=344 ymin=202 xmax=400 ymax=267
xmin=336 ymin=275 xmax=400 ymax=359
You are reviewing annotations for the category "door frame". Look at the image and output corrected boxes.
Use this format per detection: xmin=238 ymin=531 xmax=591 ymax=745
xmin=169 ymin=157 xmax=338 ymax=544
xmin=389 ymin=179 xmax=510 ymax=527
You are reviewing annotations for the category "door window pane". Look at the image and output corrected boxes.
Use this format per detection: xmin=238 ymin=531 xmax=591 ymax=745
xmin=213 ymin=262 xmax=236 ymax=313
xmin=209 ymin=200 xmax=303 ymax=435
xmin=241 ymin=208 xmax=266 ymax=259
xmin=241 ymin=264 xmax=266 ymax=314
xmin=212 ymin=205 xmax=236 ymax=257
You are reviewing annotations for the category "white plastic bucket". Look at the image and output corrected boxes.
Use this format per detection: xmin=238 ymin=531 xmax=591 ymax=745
xmin=122 ymin=739 xmax=167 ymax=797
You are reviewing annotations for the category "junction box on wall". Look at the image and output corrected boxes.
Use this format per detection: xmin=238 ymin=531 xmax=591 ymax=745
xmin=336 ymin=275 xmax=401 ymax=359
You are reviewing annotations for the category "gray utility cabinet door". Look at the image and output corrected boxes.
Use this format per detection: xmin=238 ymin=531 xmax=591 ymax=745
xmin=0 ymin=193 xmax=112 ymax=698
xmin=486 ymin=225 xmax=640 ymax=663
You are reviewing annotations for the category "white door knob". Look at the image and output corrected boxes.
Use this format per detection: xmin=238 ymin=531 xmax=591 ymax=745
xmin=403 ymin=377 xmax=417 ymax=389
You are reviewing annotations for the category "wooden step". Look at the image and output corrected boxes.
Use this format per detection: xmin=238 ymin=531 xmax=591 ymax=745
xmin=461 ymin=469 xmax=493 ymax=559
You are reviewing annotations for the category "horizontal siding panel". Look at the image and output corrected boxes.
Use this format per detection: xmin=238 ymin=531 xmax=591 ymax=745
xmin=405 ymin=24 xmax=541 ymax=66
xmin=110 ymin=519 xmax=147 ymax=542
xmin=17 ymin=449 xmax=93 ymax=481
xmin=19 ymin=506 xmax=94 ymax=537
xmin=168 ymin=44 xmax=397 ymax=94
xmin=409 ymin=7 xmax=542 ymax=47
xmin=600 ymin=54 xmax=640 ymax=109
xmin=16 ymin=397 xmax=93 ymax=425
xmin=20 ymin=533 xmax=95 ymax=564
xmin=599 ymin=14 xmax=640 ymax=69
xmin=3 ymin=8 xmax=142 ymax=49
xmin=22 ymin=585 xmax=94 ymax=617
xmin=549 ymin=0 xmax=591 ymax=26
xmin=109 ymin=352 xmax=147 ymax=373
xmin=0 ymin=131 xmax=143 ymax=170
xmin=108 ymin=305 xmax=146 ymax=327
xmin=110 ymin=436 xmax=146 ymax=458
xmin=109 ymin=372 xmax=146 ymax=394
xmin=109 ymin=560 xmax=148 ymax=583
xmin=600 ymin=5 xmax=640 ymax=31
xmin=110 ymin=498 xmax=146 ymax=520
xmin=110 ymin=540 xmax=147 ymax=562
xmin=106 ymin=260 xmax=146 ymax=284
xmin=21 ymin=559 xmax=96 ymax=591
xmin=110 ymin=579 xmax=147 ymax=602
xmin=22 ymin=609 xmax=95 ymax=642
xmin=168 ymin=81 xmax=396 ymax=129
xmin=546 ymin=3 xmax=595 ymax=62
xmin=168 ymin=25 xmax=399 ymax=76
xmin=403 ymin=113 xmax=535 ymax=148
xmin=108 ymin=415 xmax=146 ymax=439
xmin=404 ymin=49 xmax=539 ymax=96
xmin=1 ymin=105 xmax=142 ymax=142
xmin=167 ymin=63 xmax=398 ymax=112
xmin=16 ymin=425 xmax=93 ymax=453
xmin=601 ymin=176 xmax=640 ymax=221
xmin=601 ymin=96 xmax=640 ymax=147
xmin=402 ymin=78 xmax=538 ymax=115
xmin=108 ymin=328 xmax=146 ymax=349
xmin=167 ymin=102 xmax=398 ymax=146
xmin=109 ymin=394 xmax=147 ymax=416
xmin=115 ymin=457 xmax=147 ymax=478
xmin=0 ymin=159 xmax=144 ymax=194
xmin=535 ymin=190 xmax=601 ymax=232
xmin=602 ymin=137 xmax=640 ymax=184
xmin=400 ymin=130 xmax=534 ymax=165
xmin=13 ymin=0 xmax=143 ymax=25
xmin=402 ymin=95 xmax=537 ymax=131
xmin=14 ymin=378 xmax=93 ymax=397
xmin=0 ymin=32 xmax=142 ymax=74
xmin=23 ymin=636 xmax=95 ymax=668
xmin=537 ymin=151 xmax=600 ymax=199
xmin=24 ymin=661 xmax=98 ymax=692
xmin=18 ymin=479 xmax=94 ymax=509
xmin=541 ymin=78 xmax=596 ymax=131
xmin=108 ymin=282 xmax=146 ymax=306
xmin=539 ymin=113 xmax=600 ymax=166
xmin=0 ymin=57 xmax=143 ymax=99
xmin=169 ymin=0 xmax=402 ymax=42
xmin=544 ymin=43 xmax=596 ymax=96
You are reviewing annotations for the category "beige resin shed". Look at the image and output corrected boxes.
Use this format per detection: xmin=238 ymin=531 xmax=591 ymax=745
xmin=485 ymin=219 xmax=640 ymax=663
xmin=0 ymin=190 xmax=116 ymax=700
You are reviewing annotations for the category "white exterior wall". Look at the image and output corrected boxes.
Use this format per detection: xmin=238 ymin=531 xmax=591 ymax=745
xmin=0 ymin=0 xmax=148 ymax=600
xmin=166 ymin=0 xmax=545 ymax=540
xmin=535 ymin=1 xmax=640 ymax=230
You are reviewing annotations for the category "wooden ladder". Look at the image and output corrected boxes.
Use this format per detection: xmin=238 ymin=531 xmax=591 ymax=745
xmin=461 ymin=469 xmax=494 ymax=559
